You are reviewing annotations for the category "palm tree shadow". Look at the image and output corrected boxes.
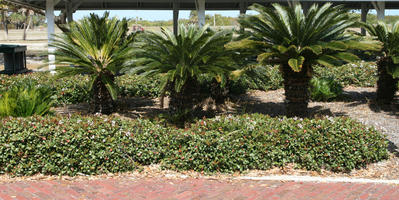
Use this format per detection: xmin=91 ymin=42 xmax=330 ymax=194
xmin=232 ymin=94 xmax=346 ymax=117
xmin=339 ymin=90 xmax=376 ymax=107
xmin=388 ymin=140 xmax=399 ymax=157
xmin=116 ymin=97 xmax=167 ymax=119
xmin=339 ymin=90 xmax=398 ymax=117
xmin=368 ymin=101 xmax=399 ymax=117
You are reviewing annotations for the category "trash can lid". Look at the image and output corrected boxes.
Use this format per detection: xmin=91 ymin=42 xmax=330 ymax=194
xmin=0 ymin=44 xmax=27 ymax=53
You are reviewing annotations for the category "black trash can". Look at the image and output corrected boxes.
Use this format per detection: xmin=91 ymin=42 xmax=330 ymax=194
xmin=0 ymin=44 xmax=28 ymax=75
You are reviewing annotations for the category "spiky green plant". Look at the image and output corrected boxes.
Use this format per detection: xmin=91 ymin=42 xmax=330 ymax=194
xmin=131 ymin=25 xmax=236 ymax=116
xmin=50 ymin=12 xmax=137 ymax=114
xmin=363 ymin=21 xmax=399 ymax=104
xmin=228 ymin=3 xmax=379 ymax=117
xmin=0 ymin=81 xmax=53 ymax=117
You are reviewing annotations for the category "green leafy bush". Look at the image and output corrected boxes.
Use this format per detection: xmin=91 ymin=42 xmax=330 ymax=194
xmin=0 ymin=81 xmax=54 ymax=117
xmin=0 ymin=73 xmax=160 ymax=106
xmin=0 ymin=72 xmax=90 ymax=106
xmin=0 ymin=61 xmax=384 ymax=106
xmin=164 ymin=114 xmax=388 ymax=173
xmin=0 ymin=115 xmax=170 ymax=176
xmin=0 ymin=114 xmax=388 ymax=176
xmin=229 ymin=65 xmax=281 ymax=95
xmin=313 ymin=61 xmax=378 ymax=87
xmin=117 ymin=75 xmax=162 ymax=98
xmin=310 ymin=77 xmax=343 ymax=101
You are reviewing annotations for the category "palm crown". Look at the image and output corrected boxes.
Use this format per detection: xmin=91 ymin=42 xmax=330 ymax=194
xmin=364 ymin=21 xmax=399 ymax=78
xmin=132 ymin=25 xmax=236 ymax=93
xmin=51 ymin=12 xmax=137 ymax=101
xmin=230 ymin=3 xmax=378 ymax=72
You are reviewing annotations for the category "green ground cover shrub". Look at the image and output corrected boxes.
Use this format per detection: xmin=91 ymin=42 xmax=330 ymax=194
xmin=164 ymin=114 xmax=388 ymax=173
xmin=0 ymin=73 xmax=160 ymax=106
xmin=0 ymin=115 xmax=170 ymax=176
xmin=0 ymin=81 xmax=54 ymax=117
xmin=0 ymin=62 xmax=383 ymax=106
xmin=0 ymin=72 xmax=90 ymax=106
xmin=117 ymin=75 xmax=163 ymax=98
xmin=0 ymin=114 xmax=388 ymax=176
xmin=313 ymin=61 xmax=378 ymax=87
xmin=310 ymin=77 xmax=343 ymax=102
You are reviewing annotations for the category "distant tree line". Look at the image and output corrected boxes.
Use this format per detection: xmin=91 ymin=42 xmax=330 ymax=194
xmin=128 ymin=10 xmax=238 ymax=27
xmin=0 ymin=0 xmax=46 ymax=40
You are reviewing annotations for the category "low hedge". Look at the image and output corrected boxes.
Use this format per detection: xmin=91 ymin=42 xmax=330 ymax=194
xmin=0 ymin=114 xmax=388 ymax=176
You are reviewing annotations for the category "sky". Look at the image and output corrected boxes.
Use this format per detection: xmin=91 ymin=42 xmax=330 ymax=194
xmin=67 ymin=9 xmax=399 ymax=21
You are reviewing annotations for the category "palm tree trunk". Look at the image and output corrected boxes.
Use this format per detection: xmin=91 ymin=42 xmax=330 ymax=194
xmin=169 ymin=77 xmax=202 ymax=113
xmin=210 ymin=78 xmax=229 ymax=106
xmin=22 ymin=11 xmax=32 ymax=40
xmin=1 ymin=10 xmax=8 ymax=40
xmin=91 ymin=74 xmax=115 ymax=114
xmin=281 ymin=64 xmax=312 ymax=117
xmin=376 ymin=57 xmax=399 ymax=104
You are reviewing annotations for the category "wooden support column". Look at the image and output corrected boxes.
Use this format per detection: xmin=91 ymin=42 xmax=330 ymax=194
xmin=173 ymin=1 xmax=179 ymax=35
xmin=46 ymin=0 xmax=56 ymax=72
xmin=361 ymin=3 xmax=369 ymax=35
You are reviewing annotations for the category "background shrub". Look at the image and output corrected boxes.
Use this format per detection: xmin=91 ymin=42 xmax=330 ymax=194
xmin=117 ymin=74 xmax=163 ymax=98
xmin=0 ymin=81 xmax=54 ymax=117
xmin=0 ymin=114 xmax=388 ymax=176
xmin=0 ymin=72 xmax=90 ymax=106
xmin=310 ymin=77 xmax=343 ymax=101
xmin=0 ymin=62 xmax=385 ymax=106
xmin=313 ymin=61 xmax=378 ymax=87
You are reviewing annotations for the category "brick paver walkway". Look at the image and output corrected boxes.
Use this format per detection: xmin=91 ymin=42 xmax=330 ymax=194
xmin=0 ymin=178 xmax=398 ymax=200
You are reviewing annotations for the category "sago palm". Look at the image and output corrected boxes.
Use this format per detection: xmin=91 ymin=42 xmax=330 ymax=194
xmin=363 ymin=21 xmax=399 ymax=104
xmin=131 ymin=25 xmax=236 ymax=114
xmin=229 ymin=3 xmax=378 ymax=117
xmin=50 ymin=12 xmax=137 ymax=114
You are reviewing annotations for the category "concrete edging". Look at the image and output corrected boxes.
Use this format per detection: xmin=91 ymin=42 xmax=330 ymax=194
xmin=236 ymin=175 xmax=399 ymax=185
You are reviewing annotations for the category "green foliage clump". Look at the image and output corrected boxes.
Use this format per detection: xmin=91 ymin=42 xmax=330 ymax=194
xmin=164 ymin=114 xmax=388 ymax=173
xmin=117 ymin=74 xmax=162 ymax=98
xmin=0 ymin=72 xmax=90 ymax=106
xmin=0 ymin=61 xmax=383 ymax=106
xmin=313 ymin=61 xmax=378 ymax=87
xmin=0 ymin=114 xmax=388 ymax=176
xmin=0 ymin=115 xmax=169 ymax=176
xmin=0 ymin=81 xmax=54 ymax=117
xmin=229 ymin=65 xmax=280 ymax=95
xmin=310 ymin=77 xmax=343 ymax=102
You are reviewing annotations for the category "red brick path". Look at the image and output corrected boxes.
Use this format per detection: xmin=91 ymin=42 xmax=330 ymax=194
xmin=0 ymin=178 xmax=398 ymax=200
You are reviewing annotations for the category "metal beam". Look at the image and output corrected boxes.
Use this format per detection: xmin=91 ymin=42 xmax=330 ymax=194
xmin=8 ymin=0 xmax=399 ymax=11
